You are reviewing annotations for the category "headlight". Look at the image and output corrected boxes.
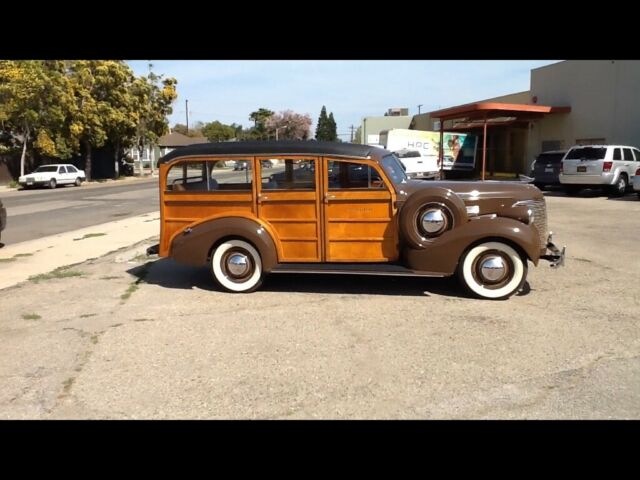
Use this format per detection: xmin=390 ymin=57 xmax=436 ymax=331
xmin=527 ymin=208 xmax=535 ymax=224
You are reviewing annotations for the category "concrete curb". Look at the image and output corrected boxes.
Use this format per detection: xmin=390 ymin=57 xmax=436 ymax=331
xmin=0 ymin=211 xmax=160 ymax=290
xmin=0 ymin=175 xmax=158 ymax=196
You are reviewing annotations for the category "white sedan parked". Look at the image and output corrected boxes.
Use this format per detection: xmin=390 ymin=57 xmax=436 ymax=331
xmin=19 ymin=164 xmax=86 ymax=189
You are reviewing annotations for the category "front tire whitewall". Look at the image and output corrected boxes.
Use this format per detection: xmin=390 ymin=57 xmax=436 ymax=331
xmin=211 ymin=239 xmax=263 ymax=293
xmin=458 ymin=241 xmax=527 ymax=300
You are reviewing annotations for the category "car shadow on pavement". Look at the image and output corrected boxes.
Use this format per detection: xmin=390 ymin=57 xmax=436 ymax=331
xmin=543 ymin=188 xmax=638 ymax=201
xmin=128 ymin=258 xmax=477 ymax=299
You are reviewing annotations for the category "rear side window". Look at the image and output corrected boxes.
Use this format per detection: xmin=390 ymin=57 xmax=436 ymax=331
xmin=261 ymin=159 xmax=316 ymax=190
xmin=634 ymin=149 xmax=640 ymax=161
xmin=59 ymin=166 xmax=67 ymax=174
xmin=613 ymin=148 xmax=622 ymax=160
xmin=623 ymin=148 xmax=634 ymax=161
xmin=566 ymin=147 xmax=607 ymax=160
xmin=166 ymin=160 xmax=253 ymax=192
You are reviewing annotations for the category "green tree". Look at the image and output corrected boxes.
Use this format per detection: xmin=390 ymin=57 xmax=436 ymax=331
xmin=248 ymin=108 xmax=273 ymax=140
xmin=131 ymin=68 xmax=178 ymax=175
xmin=327 ymin=112 xmax=338 ymax=141
xmin=0 ymin=61 xmax=75 ymax=176
xmin=315 ymin=105 xmax=329 ymax=140
xmin=353 ymin=126 xmax=362 ymax=144
xmin=201 ymin=121 xmax=236 ymax=142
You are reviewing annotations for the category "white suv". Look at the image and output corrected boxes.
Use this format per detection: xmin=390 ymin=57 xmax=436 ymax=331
xmin=559 ymin=145 xmax=640 ymax=196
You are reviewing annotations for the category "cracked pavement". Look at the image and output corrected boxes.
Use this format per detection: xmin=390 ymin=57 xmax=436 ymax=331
xmin=1 ymin=193 xmax=639 ymax=419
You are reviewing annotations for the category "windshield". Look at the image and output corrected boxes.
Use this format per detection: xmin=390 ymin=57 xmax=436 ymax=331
xmin=381 ymin=154 xmax=407 ymax=184
xmin=34 ymin=166 xmax=58 ymax=173
xmin=537 ymin=153 xmax=565 ymax=164
xmin=396 ymin=150 xmax=421 ymax=158
xmin=566 ymin=147 xmax=607 ymax=160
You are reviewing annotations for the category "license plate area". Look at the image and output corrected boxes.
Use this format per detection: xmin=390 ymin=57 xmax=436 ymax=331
xmin=577 ymin=166 xmax=587 ymax=173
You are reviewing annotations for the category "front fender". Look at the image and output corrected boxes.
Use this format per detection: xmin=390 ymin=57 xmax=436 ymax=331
xmin=404 ymin=216 xmax=541 ymax=275
xmin=170 ymin=216 xmax=279 ymax=271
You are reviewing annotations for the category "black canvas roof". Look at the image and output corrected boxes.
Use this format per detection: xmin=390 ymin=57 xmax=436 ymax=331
xmin=158 ymin=140 xmax=390 ymax=164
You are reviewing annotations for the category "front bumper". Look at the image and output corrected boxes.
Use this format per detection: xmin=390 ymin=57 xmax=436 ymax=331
xmin=19 ymin=179 xmax=48 ymax=187
xmin=539 ymin=232 xmax=566 ymax=268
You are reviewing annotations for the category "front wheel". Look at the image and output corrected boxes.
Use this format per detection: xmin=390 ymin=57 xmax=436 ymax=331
xmin=458 ymin=241 xmax=528 ymax=300
xmin=211 ymin=239 xmax=263 ymax=293
xmin=75 ymin=177 xmax=82 ymax=187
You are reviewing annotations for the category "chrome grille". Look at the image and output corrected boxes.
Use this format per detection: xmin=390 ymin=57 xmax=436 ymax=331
xmin=530 ymin=199 xmax=548 ymax=249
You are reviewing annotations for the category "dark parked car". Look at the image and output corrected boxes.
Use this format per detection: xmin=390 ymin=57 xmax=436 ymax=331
xmin=119 ymin=158 xmax=134 ymax=176
xmin=233 ymin=160 xmax=250 ymax=171
xmin=532 ymin=150 xmax=567 ymax=190
xmin=0 ymin=198 xmax=6 ymax=247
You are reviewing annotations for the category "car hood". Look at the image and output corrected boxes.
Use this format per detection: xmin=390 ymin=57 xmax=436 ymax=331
xmin=397 ymin=179 xmax=543 ymax=203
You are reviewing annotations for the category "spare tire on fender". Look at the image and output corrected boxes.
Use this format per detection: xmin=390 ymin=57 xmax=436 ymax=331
xmin=398 ymin=187 xmax=468 ymax=249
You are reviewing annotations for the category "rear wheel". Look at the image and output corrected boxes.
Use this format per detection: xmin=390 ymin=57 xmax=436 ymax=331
xmin=211 ymin=239 xmax=263 ymax=293
xmin=610 ymin=175 xmax=627 ymax=197
xmin=458 ymin=241 xmax=527 ymax=300
xmin=49 ymin=178 xmax=57 ymax=189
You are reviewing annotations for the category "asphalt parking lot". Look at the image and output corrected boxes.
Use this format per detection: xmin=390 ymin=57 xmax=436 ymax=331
xmin=1 ymin=191 xmax=640 ymax=419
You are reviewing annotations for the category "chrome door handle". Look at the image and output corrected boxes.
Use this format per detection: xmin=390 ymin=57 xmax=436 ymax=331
xmin=324 ymin=194 xmax=336 ymax=204
xmin=257 ymin=194 xmax=268 ymax=203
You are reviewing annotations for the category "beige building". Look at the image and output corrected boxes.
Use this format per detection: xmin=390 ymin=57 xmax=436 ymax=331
xmin=360 ymin=108 xmax=412 ymax=146
xmin=410 ymin=60 xmax=640 ymax=175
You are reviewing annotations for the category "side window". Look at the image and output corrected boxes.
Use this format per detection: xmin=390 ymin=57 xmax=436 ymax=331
xmin=634 ymin=149 xmax=640 ymax=161
xmin=67 ymin=166 xmax=77 ymax=173
xmin=261 ymin=159 xmax=315 ymax=190
xmin=623 ymin=148 xmax=634 ymax=161
xmin=58 ymin=166 xmax=67 ymax=174
xmin=166 ymin=160 xmax=253 ymax=192
xmin=613 ymin=148 xmax=622 ymax=161
xmin=327 ymin=160 xmax=385 ymax=190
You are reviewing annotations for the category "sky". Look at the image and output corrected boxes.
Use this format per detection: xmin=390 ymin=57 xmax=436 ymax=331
xmin=127 ymin=60 xmax=561 ymax=139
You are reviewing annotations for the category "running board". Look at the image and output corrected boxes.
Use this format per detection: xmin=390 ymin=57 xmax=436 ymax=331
xmin=270 ymin=262 xmax=446 ymax=278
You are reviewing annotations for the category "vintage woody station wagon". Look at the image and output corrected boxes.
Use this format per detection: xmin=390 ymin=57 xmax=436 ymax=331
xmin=150 ymin=141 xmax=565 ymax=300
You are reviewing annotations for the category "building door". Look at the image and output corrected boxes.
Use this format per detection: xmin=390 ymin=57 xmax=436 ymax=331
xmin=321 ymin=158 xmax=398 ymax=262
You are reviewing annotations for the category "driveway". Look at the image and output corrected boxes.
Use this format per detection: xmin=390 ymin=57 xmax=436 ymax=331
xmin=1 ymin=194 xmax=639 ymax=419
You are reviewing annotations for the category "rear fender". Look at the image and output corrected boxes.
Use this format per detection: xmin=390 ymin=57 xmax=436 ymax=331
xmin=170 ymin=216 xmax=279 ymax=272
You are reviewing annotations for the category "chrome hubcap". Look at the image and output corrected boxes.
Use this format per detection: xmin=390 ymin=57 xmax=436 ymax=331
xmin=479 ymin=255 xmax=507 ymax=282
xmin=227 ymin=253 xmax=250 ymax=277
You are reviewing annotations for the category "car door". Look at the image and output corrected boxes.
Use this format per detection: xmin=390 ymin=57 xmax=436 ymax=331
xmin=256 ymin=156 xmax=322 ymax=262
xmin=321 ymin=158 xmax=398 ymax=262
xmin=622 ymin=148 xmax=635 ymax=178
xmin=57 ymin=166 xmax=68 ymax=184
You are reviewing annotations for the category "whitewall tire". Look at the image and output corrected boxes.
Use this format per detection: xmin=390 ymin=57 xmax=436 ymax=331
xmin=458 ymin=241 xmax=527 ymax=300
xmin=211 ymin=239 xmax=263 ymax=293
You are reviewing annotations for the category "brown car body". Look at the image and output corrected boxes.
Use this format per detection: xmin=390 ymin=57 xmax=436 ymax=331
xmin=154 ymin=141 xmax=564 ymax=299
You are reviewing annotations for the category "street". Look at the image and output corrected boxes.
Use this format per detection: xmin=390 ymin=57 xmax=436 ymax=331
xmin=1 ymin=193 xmax=640 ymax=419
xmin=0 ymin=179 xmax=159 ymax=245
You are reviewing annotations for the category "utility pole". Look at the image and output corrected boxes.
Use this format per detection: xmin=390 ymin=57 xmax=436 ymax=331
xmin=349 ymin=125 xmax=355 ymax=142
xmin=418 ymin=104 xmax=423 ymax=115
xmin=185 ymin=99 xmax=189 ymax=132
